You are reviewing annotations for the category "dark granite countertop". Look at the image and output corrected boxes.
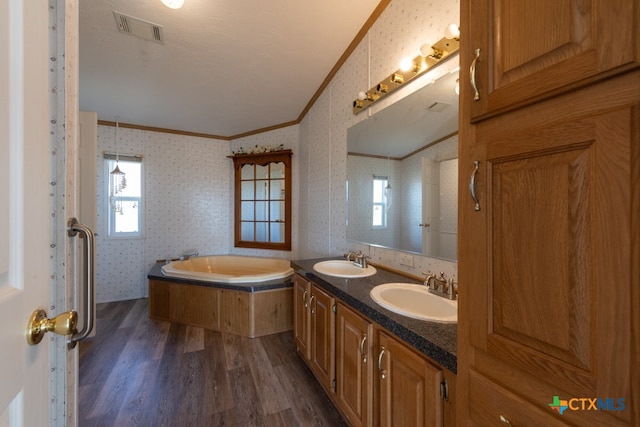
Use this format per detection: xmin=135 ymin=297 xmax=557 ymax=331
xmin=147 ymin=262 xmax=293 ymax=293
xmin=292 ymin=258 xmax=457 ymax=374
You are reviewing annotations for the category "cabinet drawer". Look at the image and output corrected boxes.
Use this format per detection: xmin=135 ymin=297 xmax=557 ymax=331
xmin=469 ymin=370 xmax=566 ymax=427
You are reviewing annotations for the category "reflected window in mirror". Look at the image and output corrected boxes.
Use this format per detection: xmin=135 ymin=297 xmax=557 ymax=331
xmin=231 ymin=150 xmax=292 ymax=250
xmin=372 ymin=175 xmax=389 ymax=228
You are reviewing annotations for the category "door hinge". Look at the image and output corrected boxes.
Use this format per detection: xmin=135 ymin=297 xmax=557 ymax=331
xmin=332 ymin=303 xmax=337 ymax=313
xmin=440 ymin=379 xmax=449 ymax=401
xmin=332 ymin=379 xmax=337 ymax=392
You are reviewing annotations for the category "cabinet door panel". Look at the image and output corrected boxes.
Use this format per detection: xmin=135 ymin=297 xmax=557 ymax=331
xmin=310 ymin=285 xmax=335 ymax=392
xmin=336 ymin=303 xmax=372 ymax=427
xmin=377 ymin=331 xmax=443 ymax=427
xmin=293 ymin=275 xmax=310 ymax=359
xmin=468 ymin=0 xmax=639 ymax=120
xmin=461 ymin=74 xmax=638 ymax=426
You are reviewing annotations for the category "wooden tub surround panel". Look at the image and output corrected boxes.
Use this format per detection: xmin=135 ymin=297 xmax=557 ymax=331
xmin=149 ymin=279 xmax=293 ymax=338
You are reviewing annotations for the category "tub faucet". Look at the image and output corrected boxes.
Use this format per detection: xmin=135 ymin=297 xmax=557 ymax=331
xmin=180 ymin=251 xmax=199 ymax=260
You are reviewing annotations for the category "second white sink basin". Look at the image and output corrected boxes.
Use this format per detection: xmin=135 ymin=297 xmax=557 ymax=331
xmin=370 ymin=283 xmax=457 ymax=323
xmin=313 ymin=260 xmax=377 ymax=278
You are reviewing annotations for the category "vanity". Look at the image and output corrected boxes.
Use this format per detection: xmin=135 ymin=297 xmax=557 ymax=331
xmin=292 ymin=258 xmax=457 ymax=427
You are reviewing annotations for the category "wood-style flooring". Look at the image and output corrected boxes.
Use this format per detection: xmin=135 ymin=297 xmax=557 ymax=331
xmin=79 ymin=298 xmax=345 ymax=426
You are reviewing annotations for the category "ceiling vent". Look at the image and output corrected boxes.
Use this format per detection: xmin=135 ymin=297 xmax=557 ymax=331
xmin=113 ymin=12 xmax=164 ymax=44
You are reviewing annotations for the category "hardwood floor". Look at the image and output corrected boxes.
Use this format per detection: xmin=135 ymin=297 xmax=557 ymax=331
xmin=79 ymin=298 xmax=346 ymax=426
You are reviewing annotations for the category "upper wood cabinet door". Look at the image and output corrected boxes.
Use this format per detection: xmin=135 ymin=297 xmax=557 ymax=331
xmin=466 ymin=0 xmax=639 ymax=121
xmin=459 ymin=73 xmax=638 ymax=427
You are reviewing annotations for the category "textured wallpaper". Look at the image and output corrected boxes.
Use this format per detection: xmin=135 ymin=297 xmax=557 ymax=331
xmin=95 ymin=126 xmax=230 ymax=302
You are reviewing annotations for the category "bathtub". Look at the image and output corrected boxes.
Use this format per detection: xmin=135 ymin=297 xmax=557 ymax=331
xmin=161 ymin=255 xmax=293 ymax=284
xmin=151 ymin=255 xmax=294 ymax=337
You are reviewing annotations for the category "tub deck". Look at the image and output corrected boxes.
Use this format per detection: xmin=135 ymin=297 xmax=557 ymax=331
xmin=148 ymin=263 xmax=293 ymax=338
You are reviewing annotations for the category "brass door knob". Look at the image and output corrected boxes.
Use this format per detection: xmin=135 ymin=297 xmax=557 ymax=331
xmin=26 ymin=309 xmax=78 ymax=345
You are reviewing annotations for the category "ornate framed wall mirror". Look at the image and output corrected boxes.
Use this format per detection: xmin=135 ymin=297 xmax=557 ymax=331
xmin=231 ymin=150 xmax=292 ymax=250
xmin=347 ymin=56 xmax=459 ymax=261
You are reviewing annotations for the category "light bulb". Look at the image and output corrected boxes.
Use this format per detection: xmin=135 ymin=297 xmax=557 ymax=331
xmin=420 ymin=44 xmax=435 ymax=57
xmin=444 ymin=23 xmax=460 ymax=39
xmin=400 ymin=57 xmax=415 ymax=72
xmin=357 ymin=91 xmax=367 ymax=101
xmin=161 ymin=0 xmax=184 ymax=9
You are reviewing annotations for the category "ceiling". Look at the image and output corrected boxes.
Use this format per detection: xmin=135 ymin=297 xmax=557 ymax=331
xmin=79 ymin=0 xmax=384 ymax=139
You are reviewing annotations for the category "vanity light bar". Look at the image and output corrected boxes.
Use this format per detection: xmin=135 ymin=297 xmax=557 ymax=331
xmin=352 ymin=36 xmax=459 ymax=114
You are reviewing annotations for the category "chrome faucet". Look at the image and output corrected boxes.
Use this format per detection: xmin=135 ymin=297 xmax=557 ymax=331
xmin=353 ymin=252 xmax=369 ymax=268
xmin=344 ymin=251 xmax=357 ymax=262
xmin=179 ymin=251 xmax=199 ymax=260
xmin=344 ymin=250 xmax=369 ymax=268
xmin=423 ymin=272 xmax=457 ymax=300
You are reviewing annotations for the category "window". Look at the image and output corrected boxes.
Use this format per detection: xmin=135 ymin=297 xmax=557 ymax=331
xmin=231 ymin=150 xmax=292 ymax=250
xmin=105 ymin=154 xmax=143 ymax=237
xmin=372 ymin=175 xmax=389 ymax=228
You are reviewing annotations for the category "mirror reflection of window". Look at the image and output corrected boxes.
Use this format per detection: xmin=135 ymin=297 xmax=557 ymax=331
xmin=372 ymin=175 xmax=389 ymax=228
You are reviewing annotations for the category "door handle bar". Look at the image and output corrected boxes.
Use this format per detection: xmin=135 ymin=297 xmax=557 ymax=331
xmin=26 ymin=218 xmax=95 ymax=347
xmin=470 ymin=48 xmax=481 ymax=101
xmin=67 ymin=218 xmax=95 ymax=348
xmin=469 ymin=160 xmax=481 ymax=211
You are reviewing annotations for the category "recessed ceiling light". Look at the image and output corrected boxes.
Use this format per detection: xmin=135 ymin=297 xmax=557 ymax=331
xmin=161 ymin=0 xmax=184 ymax=9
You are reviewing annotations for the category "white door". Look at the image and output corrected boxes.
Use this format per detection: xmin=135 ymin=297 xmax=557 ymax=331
xmin=421 ymin=158 xmax=438 ymax=256
xmin=1 ymin=1 xmax=81 ymax=425
xmin=0 ymin=0 xmax=56 ymax=425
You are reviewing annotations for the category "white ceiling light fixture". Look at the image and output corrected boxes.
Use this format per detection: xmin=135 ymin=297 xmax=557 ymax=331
xmin=161 ymin=0 xmax=184 ymax=9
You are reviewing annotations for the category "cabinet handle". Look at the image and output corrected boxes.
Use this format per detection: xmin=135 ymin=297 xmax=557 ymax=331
xmin=498 ymin=415 xmax=513 ymax=426
xmin=309 ymin=295 xmax=316 ymax=314
xmin=359 ymin=334 xmax=368 ymax=364
xmin=377 ymin=346 xmax=386 ymax=379
xmin=303 ymin=289 xmax=309 ymax=308
xmin=469 ymin=160 xmax=481 ymax=211
xmin=470 ymin=48 xmax=481 ymax=101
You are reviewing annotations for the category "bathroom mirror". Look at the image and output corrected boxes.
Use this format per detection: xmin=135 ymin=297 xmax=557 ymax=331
xmin=347 ymin=66 xmax=458 ymax=261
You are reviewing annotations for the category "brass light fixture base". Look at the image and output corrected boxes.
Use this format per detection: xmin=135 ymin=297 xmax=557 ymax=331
xmin=353 ymin=36 xmax=459 ymax=114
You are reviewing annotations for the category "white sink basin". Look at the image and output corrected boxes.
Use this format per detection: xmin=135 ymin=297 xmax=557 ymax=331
xmin=370 ymin=283 xmax=457 ymax=323
xmin=313 ymin=260 xmax=377 ymax=278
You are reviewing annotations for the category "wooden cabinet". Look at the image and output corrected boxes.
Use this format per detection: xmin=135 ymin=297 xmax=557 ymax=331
xmin=458 ymin=1 xmax=639 ymax=425
xmin=294 ymin=274 xmax=452 ymax=426
xmin=293 ymin=274 xmax=335 ymax=393
xmin=293 ymin=275 xmax=310 ymax=359
xmin=375 ymin=330 xmax=443 ymax=427
xmin=336 ymin=302 xmax=373 ymax=427
xmin=467 ymin=0 xmax=639 ymax=121
xmin=309 ymin=284 xmax=336 ymax=392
